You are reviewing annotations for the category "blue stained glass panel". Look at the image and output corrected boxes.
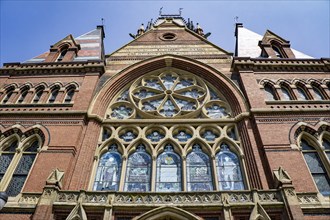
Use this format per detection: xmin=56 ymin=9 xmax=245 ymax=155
xmin=111 ymin=105 xmax=132 ymax=119
xmin=142 ymin=99 xmax=162 ymax=111
xmin=161 ymin=75 xmax=177 ymax=89
xmin=120 ymin=131 xmax=136 ymax=142
xmin=216 ymin=144 xmax=244 ymax=190
xmin=94 ymin=147 xmax=122 ymax=191
xmin=175 ymin=98 xmax=196 ymax=111
xmin=145 ymin=79 xmax=163 ymax=90
xmin=206 ymin=104 xmax=228 ymax=118
xmin=175 ymin=79 xmax=194 ymax=90
xmin=180 ymin=89 xmax=204 ymax=98
xmin=147 ymin=131 xmax=164 ymax=142
xmin=134 ymin=89 xmax=156 ymax=99
xmin=124 ymin=145 xmax=151 ymax=192
xmin=6 ymin=175 xmax=27 ymax=197
xmin=117 ymin=90 xmax=129 ymax=101
xmin=0 ymin=154 xmax=14 ymax=173
xmin=187 ymin=145 xmax=213 ymax=191
xmin=160 ymin=99 xmax=178 ymax=117
xmin=14 ymin=154 xmax=36 ymax=175
xmin=203 ymin=130 xmax=217 ymax=141
xmin=156 ymin=145 xmax=181 ymax=192
xmin=313 ymin=174 xmax=330 ymax=196
xmin=175 ymin=131 xmax=192 ymax=142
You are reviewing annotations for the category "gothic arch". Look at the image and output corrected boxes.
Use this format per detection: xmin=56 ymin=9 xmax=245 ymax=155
xmin=132 ymin=206 xmax=202 ymax=220
xmin=89 ymin=55 xmax=248 ymax=118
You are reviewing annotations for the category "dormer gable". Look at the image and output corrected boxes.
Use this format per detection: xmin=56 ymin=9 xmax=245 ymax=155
xmin=259 ymin=30 xmax=295 ymax=59
xmin=44 ymin=34 xmax=81 ymax=62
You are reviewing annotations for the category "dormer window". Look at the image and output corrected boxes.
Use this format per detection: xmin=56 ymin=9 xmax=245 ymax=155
xmin=56 ymin=48 xmax=68 ymax=62
xmin=272 ymin=45 xmax=283 ymax=58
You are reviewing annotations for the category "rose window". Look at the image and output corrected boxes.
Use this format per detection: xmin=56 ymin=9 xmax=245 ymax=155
xmin=108 ymin=70 xmax=231 ymax=119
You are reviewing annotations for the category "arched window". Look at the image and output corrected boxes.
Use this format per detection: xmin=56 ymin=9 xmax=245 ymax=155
xmin=301 ymin=139 xmax=330 ymax=196
xmin=64 ymin=87 xmax=75 ymax=103
xmin=156 ymin=144 xmax=181 ymax=192
xmin=0 ymin=139 xmax=39 ymax=197
xmin=296 ymin=86 xmax=309 ymax=100
xmin=2 ymin=87 xmax=15 ymax=104
xmin=93 ymin=144 xmax=122 ymax=191
xmin=17 ymin=87 xmax=29 ymax=103
xmin=48 ymin=87 xmax=60 ymax=103
xmin=216 ymin=143 xmax=244 ymax=190
xmin=280 ymin=85 xmax=294 ymax=100
xmin=33 ymin=87 xmax=44 ymax=103
xmin=311 ymin=84 xmax=325 ymax=100
xmin=322 ymin=138 xmax=330 ymax=161
xmin=186 ymin=144 xmax=213 ymax=191
xmin=272 ymin=45 xmax=284 ymax=58
xmin=56 ymin=48 xmax=68 ymax=62
xmin=124 ymin=144 xmax=151 ymax=192
xmin=264 ymin=84 xmax=278 ymax=101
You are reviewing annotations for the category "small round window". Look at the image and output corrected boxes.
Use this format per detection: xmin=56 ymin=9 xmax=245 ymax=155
xmin=161 ymin=33 xmax=177 ymax=41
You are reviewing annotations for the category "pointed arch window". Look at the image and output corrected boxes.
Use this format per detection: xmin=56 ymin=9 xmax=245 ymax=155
xmin=186 ymin=144 xmax=213 ymax=191
xmin=297 ymin=86 xmax=309 ymax=100
xmin=124 ymin=144 xmax=151 ymax=192
xmin=323 ymin=138 xmax=330 ymax=161
xmin=48 ymin=87 xmax=60 ymax=103
xmin=17 ymin=87 xmax=29 ymax=103
xmin=64 ymin=87 xmax=75 ymax=103
xmin=93 ymin=144 xmax=122 ymax=191
xmin=56 ymin=48 xmax=68 ymax=62
xmin=301 ymin=139 xmax=330 ymax=196
xmin=264 ymin=84 xmax=278 ymax=101
xmin=33 ymin=87 xmax=44 ymax=103
xmin=0 ymin=139 xmax=39 ymax=197
xmin=216 ymin=143 xmax=244 ymax=190
xmin=2 ymin=87 xmax=15 ymax=104
xmin=311 ymin=84 xmax=325 ymax=100
xmin=281 ymin=85 xmax=294 ymax=100
xmin=156 ymin=144 xmax=182 ymax=192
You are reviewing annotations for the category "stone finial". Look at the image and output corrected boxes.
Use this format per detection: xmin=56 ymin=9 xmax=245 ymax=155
xmin=195 ymin=23 xmax=204 ymax=36
xmin=249 ymin=202 xmax=271 ymax=220
xmin=66 ymin=202 xmax=87 ymax=220
xmin=273 ymin=166 xmax=292 ymax=188
xmin=46 ymin=168 xmax=65 ymax=189
xmin=137 ymin=23 xmax=145 ymax=36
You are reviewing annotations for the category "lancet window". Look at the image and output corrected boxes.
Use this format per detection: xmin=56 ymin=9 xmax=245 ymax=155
xmin=124 ymin=144 xmax=151 ymax=192
xmin=0 ymin=138 xmax=39 ymax=197
xmin=301 ymin=138 xmax=330 ymax=196
xmin=93 ymin=144 xmax=122 ymax=191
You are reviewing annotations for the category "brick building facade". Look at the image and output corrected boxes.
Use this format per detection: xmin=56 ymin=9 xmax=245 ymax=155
xmin=0 ymin=14 xmax=329 ymax=220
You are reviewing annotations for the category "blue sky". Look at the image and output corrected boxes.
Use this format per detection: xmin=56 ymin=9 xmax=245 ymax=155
xmin=1 ymin=1 xmax=329 ymax=66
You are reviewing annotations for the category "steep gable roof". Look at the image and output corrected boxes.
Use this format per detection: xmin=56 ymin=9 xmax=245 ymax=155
xmin=235 ymin=24 xmax=313 ymax=58
xmin=24 ymin=26 xmax=105 ymax=63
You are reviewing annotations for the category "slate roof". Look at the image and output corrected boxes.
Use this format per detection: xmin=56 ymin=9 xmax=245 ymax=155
xmin=236 ymin=25 xmax=313 ymax=58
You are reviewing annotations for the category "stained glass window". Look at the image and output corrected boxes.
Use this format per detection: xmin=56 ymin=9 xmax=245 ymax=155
xmin=301 ymin=139 xmax=330 ymax=196
xmin=0 ymin=140 xmax=18 ymax=182
xmin=120 ymin=131 xmax=136 ymax=142
xmin=110 ymin=105 xmax=132 ymax=119
xmin=227 ymin=128 xmax=237 ymax=141
xmin=146 ymin=131 xmax=164 ymax=142
xmin=156 ymin=144 xmax=181 ymax=192
xmin=124 ymin=144 xmax=151 ymax=192
xmin=203 ymin=130 xmax=217 ymax=141
xmin=93 ymin=144 xmax=122 ymax=191
xmin=206 ymin=104 xmax=228 ymax=118
xmin=186 ymin=144 xmax=213 ymax=191
xmin=5 ymin=140 xmax=38 ymax=197
xmin=174 ymin=131 xmax=192 ymax=142
xmin=323 ymin=138 xmax=330 ymax=161
xmin=216 ymin=144 xmax=244 ymax=190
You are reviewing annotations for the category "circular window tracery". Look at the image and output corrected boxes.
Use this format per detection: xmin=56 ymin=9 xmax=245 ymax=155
xmin=108 ymin=69 xmax=231 ymax=119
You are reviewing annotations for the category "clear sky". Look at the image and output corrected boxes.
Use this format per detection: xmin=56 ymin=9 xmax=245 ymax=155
xmin=1 ymin=0 xmax=329 ymax=66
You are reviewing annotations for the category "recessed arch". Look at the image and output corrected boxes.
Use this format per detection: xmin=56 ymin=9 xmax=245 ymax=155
xmin=132 ymin=206 xmax=202 ymax=220
xmin=89 ymin=55 xmax=248 ymax=118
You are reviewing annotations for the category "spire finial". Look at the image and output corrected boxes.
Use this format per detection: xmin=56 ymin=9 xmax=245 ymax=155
xmin=159 ymin=7 xmax=163 ymax=16
xmin=101 ymin=18 xmax=104 ymax=25
xmin=179 ymin=8 xmax=183 ymax=15
xmin=234 ymin=16 xmax=239 ymax=23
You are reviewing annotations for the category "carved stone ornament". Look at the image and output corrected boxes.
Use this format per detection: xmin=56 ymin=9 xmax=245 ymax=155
xmin=46 ymin=168 xmax=65 ymax=189
xmin=273 ymin=166 xmax=292 ymax=188
xmin=249 ymin=202 xmax=271 ymax=220
xmin=66 ymin=202 xmax=87 ymax=220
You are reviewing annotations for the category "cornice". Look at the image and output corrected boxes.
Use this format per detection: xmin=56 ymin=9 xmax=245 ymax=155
xmin=0 ymin=60 xmax=105 ymax=76
xmin=231 ymin=57 xmax=330 ymax=72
